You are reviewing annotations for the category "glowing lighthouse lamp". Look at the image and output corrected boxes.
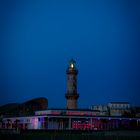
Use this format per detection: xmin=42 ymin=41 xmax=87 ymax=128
xmin=70 ymin=63 xmax=74 ymax=68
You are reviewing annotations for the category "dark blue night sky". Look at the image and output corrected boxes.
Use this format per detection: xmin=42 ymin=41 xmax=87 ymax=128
xmin=0 ymin=0 xmax=140 ymax=108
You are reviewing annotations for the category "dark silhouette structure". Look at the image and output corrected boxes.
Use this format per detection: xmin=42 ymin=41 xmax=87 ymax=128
xmin=65 ymin=59 xmax=79 ymax=109
xmin=0 ymin=97 xmax=48 ymax=117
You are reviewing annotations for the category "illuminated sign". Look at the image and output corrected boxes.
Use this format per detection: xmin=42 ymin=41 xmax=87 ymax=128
xmin=35 ymin=110 xmax=96 ymax=116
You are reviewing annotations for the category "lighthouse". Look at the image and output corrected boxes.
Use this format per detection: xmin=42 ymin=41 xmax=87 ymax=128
xmin=65 ymin=59 xmax=79 ymax=109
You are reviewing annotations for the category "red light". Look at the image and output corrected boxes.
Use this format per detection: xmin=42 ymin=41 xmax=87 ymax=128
xmin=75 ymin=112 xmax=79 ymax=115
xmin=72 ymin=122 xmax=77 ymax=129
xmin=77 ymin=123 xmax=81 ymax=129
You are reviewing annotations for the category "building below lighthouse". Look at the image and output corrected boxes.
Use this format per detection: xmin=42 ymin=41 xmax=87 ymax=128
xmin=65 ymin=59 xmax=79 ymax=109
